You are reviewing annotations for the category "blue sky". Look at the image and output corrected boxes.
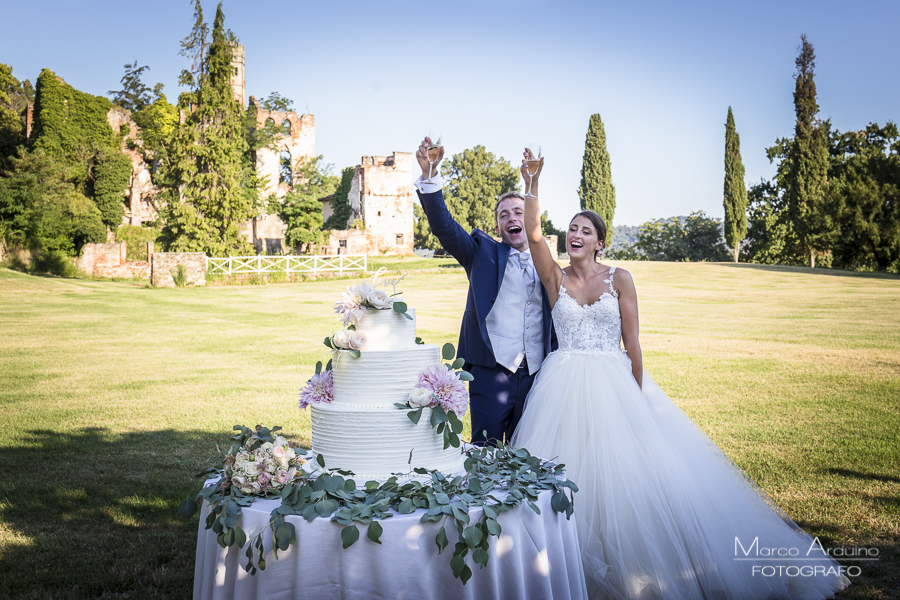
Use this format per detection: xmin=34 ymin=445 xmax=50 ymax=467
xmin=2 ymin=0 xmax=898 ymax=227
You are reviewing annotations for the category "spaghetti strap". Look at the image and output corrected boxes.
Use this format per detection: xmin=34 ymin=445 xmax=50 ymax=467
xmin=559 ymin=270 xmax=568 ymax=293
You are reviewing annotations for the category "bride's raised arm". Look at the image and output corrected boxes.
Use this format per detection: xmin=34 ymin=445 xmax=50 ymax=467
xmin=521 ymin=152 xmax=563 ymax=306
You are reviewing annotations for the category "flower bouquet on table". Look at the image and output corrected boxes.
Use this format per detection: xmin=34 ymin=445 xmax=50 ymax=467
xmin=177 ymin=425 xmax=308 ymax=552
xmin=395 ymin=343 xmax=473 ymax=449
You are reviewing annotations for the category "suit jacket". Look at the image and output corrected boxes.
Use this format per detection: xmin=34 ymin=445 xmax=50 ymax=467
xmin=417 ymin=188 xmax=555 ymax=369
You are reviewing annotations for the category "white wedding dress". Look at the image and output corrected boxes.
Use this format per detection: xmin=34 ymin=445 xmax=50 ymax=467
xmin=511 ymin=267 xmax=850 ymax=600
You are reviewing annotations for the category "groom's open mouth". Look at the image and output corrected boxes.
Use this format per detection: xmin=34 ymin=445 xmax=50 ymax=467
xmin=506 ymin=225 xmax=523 ymax=235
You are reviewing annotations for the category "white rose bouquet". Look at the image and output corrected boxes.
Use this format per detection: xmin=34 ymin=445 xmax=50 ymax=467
xmin=222 ymin=426 xmax=306 ymax=497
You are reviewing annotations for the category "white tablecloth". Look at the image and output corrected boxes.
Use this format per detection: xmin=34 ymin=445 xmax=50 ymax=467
xmin=193 ymin=488 xmax=587 ymax=600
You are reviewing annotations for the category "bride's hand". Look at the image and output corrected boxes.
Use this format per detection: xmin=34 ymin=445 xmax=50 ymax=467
xmin=521 ymin=149 xmax=544 ymax=192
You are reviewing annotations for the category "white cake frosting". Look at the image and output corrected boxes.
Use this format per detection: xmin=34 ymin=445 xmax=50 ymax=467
xmin=311 ymin=404 xmax=464 ymax=478
xmin=311 ymin=303 xmax=465 ymax=478
xmin=331 ymin=345 xmax=440 ymax=408
xmin=354 ymin=308 xmax=418 ymax=350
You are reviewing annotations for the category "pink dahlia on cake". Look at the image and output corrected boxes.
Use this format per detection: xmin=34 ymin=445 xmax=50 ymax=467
xmin=416 ymin=364 xmax=468 ymax=417
xmin=299 ymin=370 xmax=333 ymax=409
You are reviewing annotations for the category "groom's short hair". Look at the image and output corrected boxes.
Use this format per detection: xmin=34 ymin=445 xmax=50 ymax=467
xmin=495 ymin=192 xmax=525 ymax=221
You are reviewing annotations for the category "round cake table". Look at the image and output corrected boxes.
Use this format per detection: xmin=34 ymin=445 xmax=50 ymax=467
xmin=193 ymin=486 xmax=587 ymax=600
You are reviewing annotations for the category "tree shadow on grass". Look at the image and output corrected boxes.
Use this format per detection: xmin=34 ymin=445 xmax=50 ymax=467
xmin=0 ymin=427 xmax=226 ymax=600
xmin=718 ymin=263 xmax=900 ymax=280
xmin=824 ymin=467 xmax=900 ymax=485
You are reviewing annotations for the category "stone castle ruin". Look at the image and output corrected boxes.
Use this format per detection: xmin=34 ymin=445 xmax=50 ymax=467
xmin=319 ymin=152 xmax=415 ymax=256
xmin=79 ymin=43 xmax=414 ymax=257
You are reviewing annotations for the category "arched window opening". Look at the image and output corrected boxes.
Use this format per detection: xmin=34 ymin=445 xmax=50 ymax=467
xmin=265 ymin=117 xmax=276 ymax=128
xmin=279 ymin=151 xmax=292 ymax=185
xmin=281 ymin=119 xmax=292 ymax=135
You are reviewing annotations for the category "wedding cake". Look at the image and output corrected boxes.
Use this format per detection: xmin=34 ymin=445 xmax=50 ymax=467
xmin=301 ymin=280 xmax=467 ymax=479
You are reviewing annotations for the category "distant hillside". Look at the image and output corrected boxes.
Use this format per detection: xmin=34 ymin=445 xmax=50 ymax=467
xmin=611 ymin=224 xmax=641 ymax=250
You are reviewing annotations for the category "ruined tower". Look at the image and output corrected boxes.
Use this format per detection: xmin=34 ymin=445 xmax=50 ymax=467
xmin=230 ymin=44 xmax=246 ymax=107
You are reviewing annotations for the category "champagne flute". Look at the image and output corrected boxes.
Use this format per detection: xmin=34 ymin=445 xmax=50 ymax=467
xmin=525 ymin=143 xmax=542 ymax=197
xmin=427 ymin=132 xmax=442 ymax=178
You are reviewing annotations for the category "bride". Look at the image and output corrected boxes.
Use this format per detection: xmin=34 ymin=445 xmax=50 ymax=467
xmin=510 ymin=152 xmax=850 ymax=599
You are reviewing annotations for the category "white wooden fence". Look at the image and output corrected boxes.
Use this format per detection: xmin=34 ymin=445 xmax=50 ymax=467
xmin=207 ymin=255 xmax=367 ymax=276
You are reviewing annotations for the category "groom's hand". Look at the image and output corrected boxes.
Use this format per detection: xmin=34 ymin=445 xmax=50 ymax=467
xmin=416 ymin=137 xmax=444 ymax=180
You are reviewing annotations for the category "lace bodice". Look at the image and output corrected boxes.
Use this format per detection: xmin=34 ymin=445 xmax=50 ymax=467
xmin=553 ymin=266 xmax=624 ymax=356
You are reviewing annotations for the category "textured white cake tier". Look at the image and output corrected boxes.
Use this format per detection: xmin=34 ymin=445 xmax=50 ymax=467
xmin=310 ymin=403 xmax=466 ymax=479
xmin=355 ymin=307 xmax=418 ymax=350
xmin=332 ymin=344 xmax=440 ymax=408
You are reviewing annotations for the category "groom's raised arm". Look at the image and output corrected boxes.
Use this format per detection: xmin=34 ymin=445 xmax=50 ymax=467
xmin=414 ymin=137 xmax=477 ymax=269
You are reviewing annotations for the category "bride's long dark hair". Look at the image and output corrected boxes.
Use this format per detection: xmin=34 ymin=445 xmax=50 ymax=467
xmin=569 ymin=211 xmax=607 ymax=260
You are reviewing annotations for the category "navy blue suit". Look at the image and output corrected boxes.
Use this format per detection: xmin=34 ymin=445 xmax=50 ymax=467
xmin=417 ymin=188 xmax=555 ymax=445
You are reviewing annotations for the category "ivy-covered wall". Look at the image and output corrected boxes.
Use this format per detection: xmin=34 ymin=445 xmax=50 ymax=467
xmin=31 ymin=69 xmax=131 ymax=228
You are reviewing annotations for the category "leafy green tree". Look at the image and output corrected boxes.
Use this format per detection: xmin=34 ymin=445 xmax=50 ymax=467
xmin=578 ymin=114 xmax=615 ymax=247
xmin=625 ymin=213 xmax=729 ymax=262
xmin=723 ymin=107 xmax=748 ymax=262
xmin=632 ymin=219 xmax=685 ymax=261
xmin=744 ymin=179 xmax=804 ymax=265
xmin=324 ymin=167 xmax=354 ymax=230
xmin=442 ymin=145 xmax=520 ymax=233
xmin=783 ymin=35 xmax=833 ymax=268
xmin=828 ymin=123 xmax=900 ymax=272
xmin=270 ymin=155 xmax=336 ymax=253
xmin=0 ymin=150 xmax=105 ymax=255
xmin=109 ymin=62 xmax=163 ymax=113
xmin=132 ymin=94 xmax=178 ymax=160
xmin=259 ymin=92 xmax=293 ymax=112
xmin=158 ymin=1 xmax=258 ymax=256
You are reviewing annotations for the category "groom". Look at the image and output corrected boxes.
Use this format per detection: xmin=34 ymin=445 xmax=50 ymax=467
xmin=414 ymin=137 xmax=554 ymax=446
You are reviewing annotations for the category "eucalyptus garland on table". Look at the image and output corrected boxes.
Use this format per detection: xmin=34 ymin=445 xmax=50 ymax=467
xmin=179 ymin=426 xmax=578 ymax=584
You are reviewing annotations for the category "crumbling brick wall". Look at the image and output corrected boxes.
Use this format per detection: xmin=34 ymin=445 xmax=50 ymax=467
xmin=75 ymin=242 xmax=151 ymax=279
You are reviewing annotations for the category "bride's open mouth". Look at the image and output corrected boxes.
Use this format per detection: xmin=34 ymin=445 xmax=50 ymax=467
xmin=570 ymin=240 xmax=584 ymax=250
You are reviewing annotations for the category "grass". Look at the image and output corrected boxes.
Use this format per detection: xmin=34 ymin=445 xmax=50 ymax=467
xmin=0 ymin=261 xmax=898 ymax=598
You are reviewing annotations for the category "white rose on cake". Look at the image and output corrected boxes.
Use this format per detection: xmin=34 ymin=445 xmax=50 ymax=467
xmin=409 ymin=387 xmax=433 ymax=408
xmin=348 ymin=330 xmax=367 ymax=350
xmin=333 ymin=329 xmax=352 ymax=349
xmin=366 ymin=289 xmax=391 ymax=309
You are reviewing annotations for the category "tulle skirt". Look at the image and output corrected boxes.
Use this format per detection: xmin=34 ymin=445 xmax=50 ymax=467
xmin=511 ymin=350 xmax=850 ymax=600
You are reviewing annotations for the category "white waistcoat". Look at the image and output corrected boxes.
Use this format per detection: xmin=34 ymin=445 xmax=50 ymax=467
xmin=484 ymin=258 xmax=545 ymax=375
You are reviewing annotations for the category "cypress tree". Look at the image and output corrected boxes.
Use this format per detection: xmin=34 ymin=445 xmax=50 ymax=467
xmin=160 ymin=1 xmax=256 ymax=256
xmin=578 ymin=114 xmax=615 ymax=247
xmin=786 ymin=34 xmax=832 ymax=268
xmin=723 ymin=107 xmax=748 ymax=262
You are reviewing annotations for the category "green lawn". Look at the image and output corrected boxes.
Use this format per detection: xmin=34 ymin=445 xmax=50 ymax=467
xmin=0 ymin=262 xmax=897 ymax=598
